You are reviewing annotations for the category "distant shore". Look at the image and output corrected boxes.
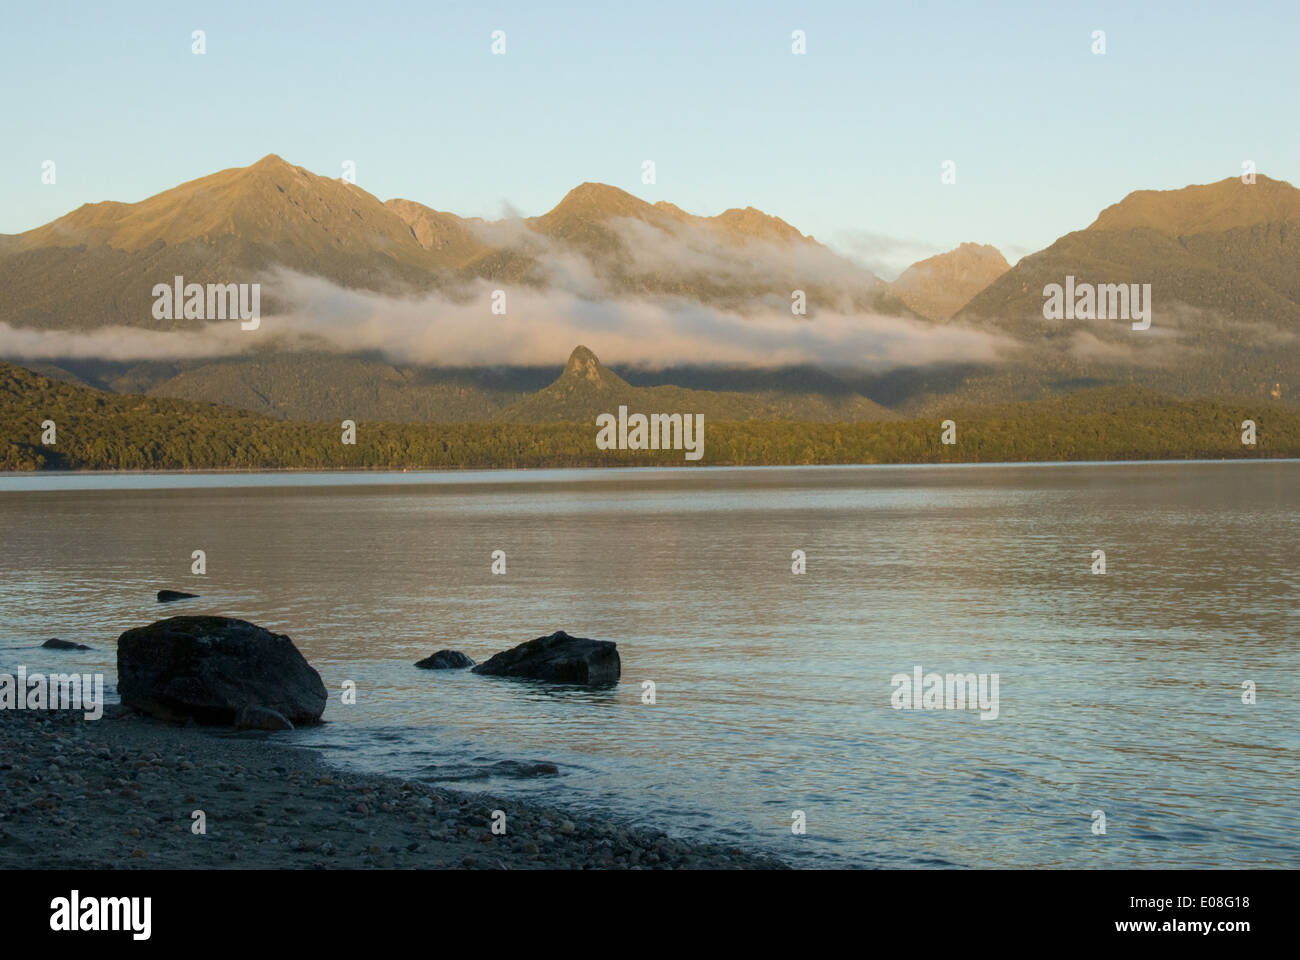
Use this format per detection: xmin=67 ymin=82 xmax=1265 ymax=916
xmin=0 ymin=707 xmax=787 ymax=870
xmin=2 ymin=456 xmax=1297 ymax=481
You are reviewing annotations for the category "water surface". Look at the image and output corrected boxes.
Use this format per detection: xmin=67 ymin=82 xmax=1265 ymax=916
xmin=2 ymin=462 xmax=1296 ymax=867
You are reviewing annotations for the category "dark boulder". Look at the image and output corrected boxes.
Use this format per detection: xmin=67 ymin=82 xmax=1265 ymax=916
xmin=157 ymin=590 xmax=200 ymax=603
xmin=41 ymin=638 xmax=91 ymax=650
xmin=472 ymin=630 xmax=620 ymax=686
xmin=415 ymin=650 xmax=476 ymax=669
xmin=117 ymin=616 xmax=327 ymax=726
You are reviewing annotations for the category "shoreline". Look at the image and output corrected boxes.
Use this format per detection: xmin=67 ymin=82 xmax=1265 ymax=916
xmin=1 ymin=456 xmax=1296 ymax=483
xmin=0 ymin=706 xmax=789 ymax=871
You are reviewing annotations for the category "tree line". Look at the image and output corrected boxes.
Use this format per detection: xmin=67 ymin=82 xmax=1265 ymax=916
xmin=4 ymin=363 xmax=1296 ymax=471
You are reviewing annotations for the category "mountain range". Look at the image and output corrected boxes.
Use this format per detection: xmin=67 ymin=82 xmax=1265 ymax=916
xmin=1 ymin=156 xmax=1297 ymax=421
xmin=0 ymin=154 xmax=908 ymax=331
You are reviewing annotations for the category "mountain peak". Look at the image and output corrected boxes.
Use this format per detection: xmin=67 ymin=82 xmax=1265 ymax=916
xmin=541 ymin=183 xmax=653 ymax=224
xmin=565 ymin=182 xmax=635 ymax=201
xmin=244 ymin=154 xmax=302 ymax=179
xmin=491 ymin=345 xmax=635 ymax=420
xmin=895 ymin=242 xmax=1009 ymax=282
xmin=1088 ymin=174 xmax=1300 ymax=236
xmin=709 ymin=206 xmax=808 ymax=243
xmin=563 ymin=345 xmax=604 ymax=381
xmin=956 ymin=175 xmax=1300 ymax=338
xmin=890 ymin=242 xmax=1011 ymax=321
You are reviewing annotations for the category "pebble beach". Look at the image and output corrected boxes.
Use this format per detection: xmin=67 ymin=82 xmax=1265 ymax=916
xmin=0 ymin=706 xmax=787 ymax=870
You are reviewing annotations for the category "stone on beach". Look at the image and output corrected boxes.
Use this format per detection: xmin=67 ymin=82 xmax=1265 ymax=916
xmin=414 ymin=650 xmax=475 ymax=669
xmin=472 ymin=630 xmax=620 ymax=686
xmin=41 ymin=638 xmax=91 ymax=650
xmin=156 ymin=590 xmax=200 ymax=603
xmin=117 ymin=616 xmax=327 ymax=726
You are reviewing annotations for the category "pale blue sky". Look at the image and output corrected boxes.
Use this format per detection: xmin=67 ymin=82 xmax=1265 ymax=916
xmin=2 ymin=0 xmax=1295 ymax=276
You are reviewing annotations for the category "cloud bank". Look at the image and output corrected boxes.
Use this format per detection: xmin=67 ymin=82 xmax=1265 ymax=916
xmin=0 ymin=214 xmax=1021 ymax=371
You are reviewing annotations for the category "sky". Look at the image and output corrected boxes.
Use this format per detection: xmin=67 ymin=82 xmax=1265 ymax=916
xmin=2 ymin=0 xmax=1297 ymax=278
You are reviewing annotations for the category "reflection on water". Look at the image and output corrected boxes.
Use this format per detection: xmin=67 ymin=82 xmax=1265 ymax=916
xmin=1 ymin=461 xmax=1296 ymax=867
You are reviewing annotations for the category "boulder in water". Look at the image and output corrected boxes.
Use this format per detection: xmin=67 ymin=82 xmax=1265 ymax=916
xmin=117 ymin=616 xmax=326 ymax=726
xmin=415 ymin=650 xmax=476 ymax=669
xmin=41 ymin=638 xmax=91 ymax=650
xmin=472 ymin=630 xmax=620 ymax=686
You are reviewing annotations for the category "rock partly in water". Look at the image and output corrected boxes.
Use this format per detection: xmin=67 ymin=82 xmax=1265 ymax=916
xmin=497 ymin=760 xmax=559 ymax=778
xmin=41 ymin=638 xmax=91 ymax=650
xmin=472 ymin=630 xmax=620 ymax=686
xmin=117 ymin=616 xmax=327 ymax=726
xmin=433 ymin=760 xmax=561 ymax=782
xmin=157 ymin=590 xmax=200 ymax=603
xmin=414 ymin=650 xmax=476 ymax=670
xmin=234 ymin=705 xmax=295 ymax=731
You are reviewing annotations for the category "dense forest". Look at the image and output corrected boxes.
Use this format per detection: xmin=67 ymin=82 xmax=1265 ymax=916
xmin=2 ymin=362 xmax=1296 ymax=471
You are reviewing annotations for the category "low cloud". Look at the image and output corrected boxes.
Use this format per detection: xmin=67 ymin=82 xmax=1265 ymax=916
xmin=256 ymin=270 xmax=1018 ymax=370
xmin=829 ymin=230 xmax=943 ymax=281
xmin=610 ymin=217 xmax=892 ymax=310
xmin=0 ymin=213 xmax=1020 ymax=371
xmin=1067 ymin=330 xmax=1165 ymax=365
xmin=0 ymin=322 xmax=249 ymax=361
xmin=0 ymin=268 xmax=1018 ymax=371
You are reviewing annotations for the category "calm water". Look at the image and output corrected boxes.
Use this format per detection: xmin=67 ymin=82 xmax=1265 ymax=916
xmin=1 ymin=462 xmax=1296 ymax=868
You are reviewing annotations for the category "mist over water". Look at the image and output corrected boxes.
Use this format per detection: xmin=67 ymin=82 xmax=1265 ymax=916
xmin=1 ymin=462 xmax=1296 ymax=868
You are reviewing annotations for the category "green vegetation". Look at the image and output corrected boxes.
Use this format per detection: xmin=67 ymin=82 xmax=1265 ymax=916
xmin=4 ymin=362 xmax=1296 ymax=471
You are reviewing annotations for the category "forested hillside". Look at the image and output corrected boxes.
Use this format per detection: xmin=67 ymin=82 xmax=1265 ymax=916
xmin=4 ymin=361 xmax=1293 ymax=471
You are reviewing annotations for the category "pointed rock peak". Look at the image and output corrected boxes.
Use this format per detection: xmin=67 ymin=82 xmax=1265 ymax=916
xmin=563 ymin=345 xmax=604 ymax=380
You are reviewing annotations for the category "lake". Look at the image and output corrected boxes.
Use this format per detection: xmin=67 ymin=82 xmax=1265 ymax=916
xmin=1 ymin=461 xmax=1296 ymax=867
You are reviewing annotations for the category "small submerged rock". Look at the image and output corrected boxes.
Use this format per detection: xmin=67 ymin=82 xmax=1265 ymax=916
xmin=504 ymin=761 xmax=559 ymax=778
xmin=41 ymin=638 xmax=91 ymax=650
xmin=157 ymin=590 xmax=200 ymax=603
xmin=423 ymin=759 xmax=560 ymax=782
xmin=414 ymin=650 xmax=475 ymax=670
xmin=472 ymin=630 xmax=620 ymax=686
xmin=234 ymin=705 xmax=295 ymax=731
